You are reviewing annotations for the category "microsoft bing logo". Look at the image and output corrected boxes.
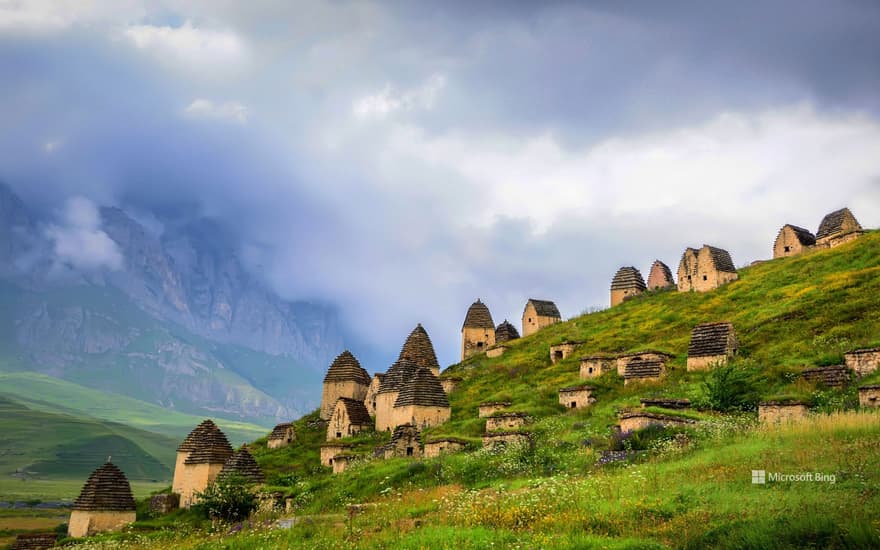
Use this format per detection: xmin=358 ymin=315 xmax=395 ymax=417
xmin=752 ymin=470 xmax=766 ymax=484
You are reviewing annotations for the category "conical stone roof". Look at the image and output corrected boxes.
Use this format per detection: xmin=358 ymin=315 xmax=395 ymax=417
xmin=397 ymin=324 xmax=440 ymax=373
xmin=688 ymin=322 xmax=736 ymax=358
xmin=218 ymin=446 xmax=265 ymax=483
xmin=177 ymin=419 xmax=219 ymax=452
xmin=268 ymin=422 xmax=294 ymax=440
xmin=72 ymin=462 xmax=136 ymax=512
xmin=647 ymin=260 xmax=675 ymax=289
xmin=378 ymin=358 xmax=419 ymax=394
xmin=394 ymin=367 xmax=450 ymax=408
xmin=495 ymin=320 xmax=520 ymax=343
xmin=183 ymin=421 xmax=234 ymax=465
xmin=462 ymin=299 xmax=495 ymax=330
xmin=323 ymin=351 xmax=371 ymax=385
xmin=817 ymin=207 xmax=861 ymax=239
xmin=610 ymin=266 xmax=646 ymax=291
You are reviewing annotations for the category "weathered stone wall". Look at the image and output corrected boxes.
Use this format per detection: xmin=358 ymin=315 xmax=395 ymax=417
xmin=268 ymin=429 xmax=294 ymax=450
xmin=486 ymin=414 xmax=528 ymax=431
xmin=171 ymin=450 xmax=189 ymax=496
xmin=149 ymin=493 xmax=179 ymax=515
xmin=859 ymin=386 xmax=880 ymax=408
xmin=773 ymin=226 xmax=810 ymax=259
xmin=320 ymin=444 xmax=352 ymax=467
xmin=365 ymin=376 xmax=382 ymax=417
xmin=758 ymin=403 xmax=809 ymax=425
xmin=179 ymin=463 xmax=224 ymax=508
xmin=618 ymin=413 xmax=694 ymax=433
xmin=440 ymin=378 xmax=461 ymax=394
xmin=462 ymin=326 xmax=495 ymax=360
xmin=481 ymin=432 xmax=532 ymax=448
xmin=390 ymin=404 xmax=450 ymax=430
xmin=819 ymin=231 xmax=863 ymax=249
xmin=610 ymin=287 xmax=644 ymax=307
xmin=332 ymin=455 xmax=353 ymax=474
xmin=845 ymin=349 xmax=880 ymax=376
xmin=580 ymin=356 xmax=616 ymax=379
xmin=320 ymin=380 xmax=368 ymax=420
xmin=423 ymin=440 xmax=466 ymax=458
xmin=486 ymin=346 xmax=507 ymax=358
xmin=616 ymin=352 xmax=671 ymax=376
xmin=522 ymin=304 xmax=559 ymax=337
xmin=68 ymin=510 xmax=136 ymax=538
xmin=327 ymin=403 xmax=369 ymax=441
xmin=478 ymin=402 xmax=510 ymax=417
xmin=558 ymin=388 xmax=596 ymax=409
xmin=374 ymin=391 xmax=400 ymax=432
xmin=383 ymin=427 xmax=422 ymax=459
xmin=549 ymin=342 xmax=581 ymax=364
xmin=678 ymin=247 xmax=738 ymax=292
xmin=686 ymin=354 xmax=728 ymax=371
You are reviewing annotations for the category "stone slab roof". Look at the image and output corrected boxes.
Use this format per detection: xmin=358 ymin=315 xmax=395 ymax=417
xmin=462 ymin=299 xmax=495 ymax=329
xmin=817 ymin=207 xmax=861 ymax=239
xmin=397 ymin=324 xmax=441 ymax=373
xmin=624 ymin=358 xmax=664 ymax=379
xmin=759 ymin=400 xmax=809 ymax=406
xmin=860 ymin=385 xmax=880 ymax=390
xmin=704 ymin=245 xmax=737 ymax=273
xmin=319 ymin=442 xmax=353 ymax=449
xmin=219 ymin=446 xmax=265 ymax=483
xmin=72 ymin=462 xmax=136 ymax=512
xmin=619 ymin=411 xmax=696 ymax=424
xmin=618 ymin=350 xmax=674 ymax=359
xmin=846 ymin=347 xmax=880 ymax=355
xmin=178 ymin=419 xmax=220 ymax=452
xmin=12 ymin=533 xmax=58 ymax=550
xmin=488 ymin=412 xmax=529 ymax=418
xmin=647 ymin=260 xmax=675 ymax=289
xmin=495 ymin=320 xmax=520 ymax=343
xmin=525 ymin=299 xmax=561 ymax=318
xmin=479 ymin=401 xmax=512 ymax=407
xmin=425 ymin=437 xmax=469 ymax=445
xmin=687 ymin=322 xmax=735 ymax=358
xmin=323 ymin=350 xmax=371 ymax=385
xmin=781 ymin=224 xmax=817 ymax=246
xmin=394 ymin=367 xmax=450 ymax=408
xmin=482 ymin=431 xmax=533 ymax=438
xmin=801 ymin=365 xmax=851 ymax=388
xmin=183 ymin=422 xmax=234 ymax=465
xmin=640 ymin=398 xmax=691 ymax=409
xmin=336 ymin=397 xmax=373 ymax=426
xmin=559 ymin=384 xmax=596 ymax=393
xmin=269 ymin=422 xmax=294 ymax=440
xmin=610 ymin=266 xmax=647 ymax=291
xmin=378 ymin=358 xmax=419 ymax=394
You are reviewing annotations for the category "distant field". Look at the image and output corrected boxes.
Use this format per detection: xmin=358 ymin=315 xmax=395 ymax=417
xmin=0 ymin=478 xmax=167 ymax=502
xmin=0 ymin=372 xmax=268 ymax=444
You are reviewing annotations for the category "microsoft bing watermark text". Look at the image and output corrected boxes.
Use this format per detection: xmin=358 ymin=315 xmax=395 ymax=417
xmin=751 ymin=470 xmax=836 ymax=484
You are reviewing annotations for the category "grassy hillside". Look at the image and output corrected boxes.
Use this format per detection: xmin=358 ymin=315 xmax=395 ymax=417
xmin=0 ymin=372 xmax=267 ymax=444
xmin=58 ymin=232 xmax=880 ymax=548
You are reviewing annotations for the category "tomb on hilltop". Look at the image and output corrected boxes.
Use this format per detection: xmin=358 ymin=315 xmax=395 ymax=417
xmin=495 ymin=319 xmax=520 ymax=343
xmin=218 ymin=445 xmax=265 ymax=484
xmin=391 ymin=367 xmax=451 ymax=430
xmin=646 ymin=260 xmax=675 ymax=290
xmin=486 ymin=412 xmax=530 ymax=431
xmin=177 ymin=421 xmax=234 ymax=508
xmin=677 ymin=245 xmax=738 ymax=292
xmin=610 ymin=266 xmax=646 ymax=306
xmin=758 ymin=401 xmax=809 ymax=424
xmin=478 ymin=401 xmax=511 ymax=417
xmin=68 ymin=462 xmax=136 ymax=538
xmin=844 ymin=348 xmax=880 ymax=377
xmin=522 ymin=299 xmax=561 ymax=337
xmin=320 ymin=443 xmax=353 ymax=467
xmin=801 ymin=365 xmax=851 ymax=388
xmin=816 ymin=207 xmax=863 ymax=248
xmin=549 ymin=341 xmax=584 ymax=364
xmin=461 ymin=299 xmax=496 ymax=360
xmin=424 ymin=437 xmax=468 ymax=458
xmin=686 ymin=322 xmax=737 ymax=371
xmin=320 ymin=350 xmax=371 ymax=420
xmin=859 ymin=385 xmax=880 ymax=408
xmin=623 ymin=356 xmax=667 ymax=385
xmin=773 ymin=224 xmax=816 ymax=258
xmin=558 ymin=385 xmax=597 ymax=409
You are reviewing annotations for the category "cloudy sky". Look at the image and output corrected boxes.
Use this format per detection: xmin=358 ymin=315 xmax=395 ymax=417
xmin=2 ymin=1 xmax=880 ymax=369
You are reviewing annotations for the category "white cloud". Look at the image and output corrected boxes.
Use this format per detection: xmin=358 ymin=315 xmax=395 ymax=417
xmin=124 ymin=20 xmax=244 ymax=68
xmin=183 ymin=99 xmax=249 ymax=124
xmin=352 ymin=74 xmax=446 ymax=120
xmin=0 ymin=0 xmax=143 ymax=32
xmin=46 ymin=196 xmax=123 ymax=271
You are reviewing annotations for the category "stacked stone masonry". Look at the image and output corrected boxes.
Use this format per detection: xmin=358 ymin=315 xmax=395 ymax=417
xmin=580 ymin=355 xmax=617 ymax=379
xmin=68 ymin=462 xmax=136 ymax=538
xmin=149 ymin=494 xmax=179 ymax=515
xmin=494 ymin=320 xmax=520 ymax=343
xmin=801 ymin=365 xmax=851 ymax=388
xmin=522 ymin=299 xmax=561 ymax=337
xmin=687 ymin=322 xmax=737 ymax=371
xmin=610 ymin=266 xmax=646 ymax=306
xmin=549 ymin=341 xmax=583 ymax=364
xmin=677 ymin=245 xmax=738 ymax=293
xmin=844 ymin=348 xmax=880 ymax=376
xmin=320 ymin=350 xmax=371 ymax=420
xmin=378 ymin=424 xmax=422 ymax=459
xmin=623 ymin=357 xmax=666 ymax=385
xmin=618 ymin=412 xmax=696 ymax=433
xmin=479 ymin=402 xmax=511 ymax=417
xmin=640 ymin=398 xmax=691 ymax=409
xmin=859 ymin=385 xmax=880 ymax=408
xmin=267 ymin=422 xmax=295 ymax=449
xmin=218 ymin=446 xmax=264 ymax=483
xmin=758 ymin=402 xmax=809 ymax=424
xmin=461 ymin=299 xmax=496 ymax=360
xmin=647 ymin=260 xmax=675 ymax=290
xmin=439 ymin=376 xmax=462 ymax=395
xmin=320 ymin=443 xmax=353 ymax=467
xmin=773 ymin=224 xmax=816 ymax=259
xmin=816 ymin=207 xmax=863 ymax=248
xmin=558 ymin=385 xmax=597 ymax=409
xmin=327 ymin=397 xmax=373 ymax=441
xmin=11 ymin=534 xmax=58 ymax=550
xmin=424 ymin=438 xmax=468 ymax=458
xmin=486 ymin=345 xmax=508 ymax=358
xmin=486 ymin=412 xmax=529 ymax=431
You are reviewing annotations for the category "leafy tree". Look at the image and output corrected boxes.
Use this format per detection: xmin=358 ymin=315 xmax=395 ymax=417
xmin=195 ymin=474 xmax=258 ymax=522
xmin=702 ymin=364 xmax=762 ymax=412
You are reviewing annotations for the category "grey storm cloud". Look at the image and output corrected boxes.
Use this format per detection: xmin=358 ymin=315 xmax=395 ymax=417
xmin=1 ymin=1 xmax=880 ymax=368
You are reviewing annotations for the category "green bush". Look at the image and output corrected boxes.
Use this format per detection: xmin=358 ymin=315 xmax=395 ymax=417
xmin=702 ymin=364 xmax=762 ymax=412
xmin=193 ymin=474 xmax=258 ymax=522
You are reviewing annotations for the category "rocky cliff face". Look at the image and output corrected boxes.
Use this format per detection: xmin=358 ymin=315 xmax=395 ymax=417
xmin=0 ymin=183 xmax=343 ymax=424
